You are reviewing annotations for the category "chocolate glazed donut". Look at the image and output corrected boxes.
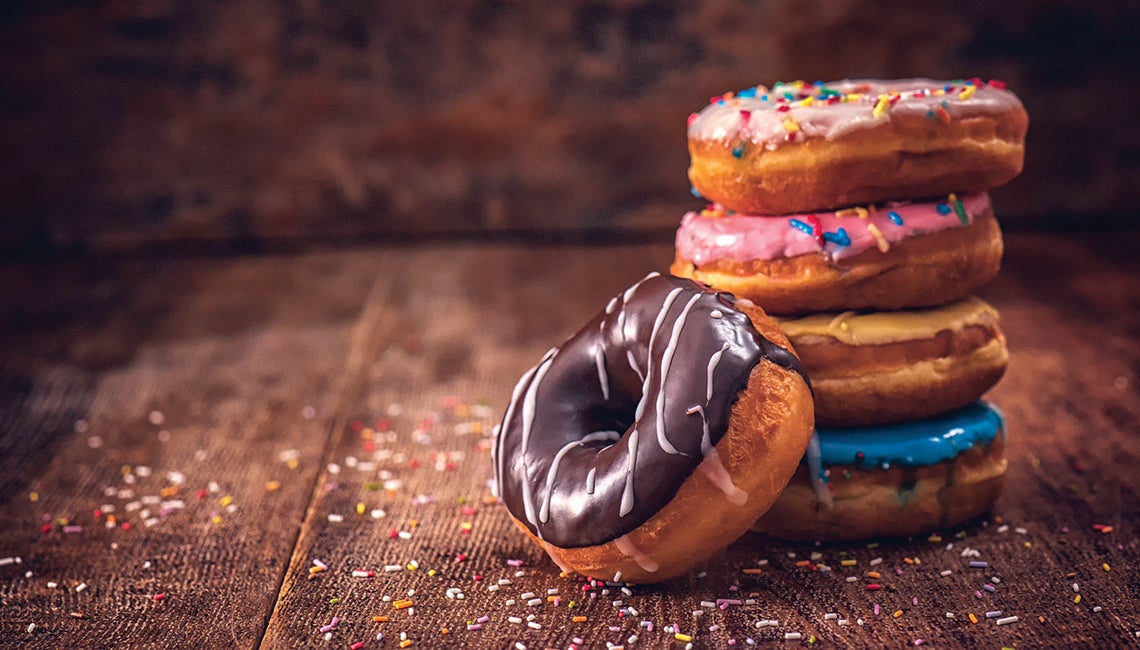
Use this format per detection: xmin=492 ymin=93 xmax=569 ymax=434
xmin=491 ymin=273 xmax=808 ymax=560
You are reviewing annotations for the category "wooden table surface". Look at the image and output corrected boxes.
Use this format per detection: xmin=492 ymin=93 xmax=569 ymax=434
xmin=1 ymin=229 xmax=1138 ymax=649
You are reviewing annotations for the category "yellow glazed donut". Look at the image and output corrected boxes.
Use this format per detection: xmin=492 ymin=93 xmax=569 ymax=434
xmin=775 ymin=296 xmax=1008 ymax=426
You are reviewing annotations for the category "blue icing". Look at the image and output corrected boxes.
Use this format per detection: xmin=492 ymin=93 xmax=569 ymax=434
xmin=812 ymin=401 xmax=1005 ymax=471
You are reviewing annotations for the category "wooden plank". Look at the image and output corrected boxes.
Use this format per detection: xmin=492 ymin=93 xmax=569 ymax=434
xmin=258 ymin=233 xmax=1140 ymax=649
xmin=2 ymin=229 xmax=1137 ymax=648
xmin=258 ymin=243 xmax=674 ymax=647
xmin=0 ymin=252 xmax=386 ymax=648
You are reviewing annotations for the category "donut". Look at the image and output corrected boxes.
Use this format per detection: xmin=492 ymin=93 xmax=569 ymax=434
xmin=491 ymin=273 xmax=814 ymax=583
xmin=776 ymin=296 xmax=1008 ymax=426
xmin=752 ymin=401 xmax=1007 ymax=541
xmin=687 ymin=78 xmax=1028 ymax=215
xmin=671 ymin=192 xmax=1003 ymax=315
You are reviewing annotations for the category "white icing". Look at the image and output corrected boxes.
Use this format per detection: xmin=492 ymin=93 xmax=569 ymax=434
xmin=540 ymin=430 xmax=619 ymax=523
xmin=634 ymin=288 xmax=683 ymax=426
xmin=654 ymin=293 xmax=702 ymax=455
xmin=585 ymin=467 xmax=597 ymax=494
xmin=520 ymin=350 xmax=558 ymax=528
xmin=619 ymin=429 xmax=639 ymax=517
xmin=687 ymin=404 xmax=712 ymax=456
xmin=626 ymin=349 xmax=644 ymax=382
xmin=614 ymin=535 xmax=660 ymax=573
xmin=622 ymin=271 xmax=660 ymax=304
xmin=520 ymin=350 xmax=557 ymax=456
xmin=699 ymin=447 xmax=749 ymax=506
xmin=595 ymin=323 xmax=609 ymax=401
xmin=490 ymin=423 xmax=502 ymax=497
xmin=706 ymin=342 xmax=730 ymax=404
xmin=494 ymin=363 xmax=540 ymax=495
xmin=805 ymin=432 xmax=833 ymax=510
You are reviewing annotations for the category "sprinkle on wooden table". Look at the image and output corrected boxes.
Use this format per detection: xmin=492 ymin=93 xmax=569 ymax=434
xmin=75 ymin=582 xmax=88 ymax=592
xmin=841 ymin=559 xmax=857 ymax=567
xmin=393 ymin=599 xmax=413 ymax=609
xmin=742 ymin=568 xmax=763 ymax=575
xmin=373 ymin=616 xmax=388 ymax=622
xmin=968 ymin=613 xmax=978 ymax=624
xmin=784 ymin=632 xmax=803 ymax=640
xmin=1103 ymin=563 xmax=1111 ymax=572
xmin=893 ymin=610 xmax=904 ymax=619
xmin=996 ymin=616 xmax=1020 ymax=626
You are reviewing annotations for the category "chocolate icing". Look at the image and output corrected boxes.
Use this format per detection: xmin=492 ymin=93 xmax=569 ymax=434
xmin=491 ymin=273 xmax=807 ymax=549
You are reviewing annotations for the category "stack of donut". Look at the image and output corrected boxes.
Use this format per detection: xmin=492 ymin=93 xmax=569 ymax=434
xmin=673 ymin=78 xmax=1028 ymax=541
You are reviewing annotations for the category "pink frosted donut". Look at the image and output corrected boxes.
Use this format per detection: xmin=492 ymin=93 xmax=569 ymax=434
xmin=671 ymin=193 xmax=1003 ymax=315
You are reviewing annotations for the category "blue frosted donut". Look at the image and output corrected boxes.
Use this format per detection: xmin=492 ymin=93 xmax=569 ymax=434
xmin=755 ymin=401 xmax=1008 ymax=541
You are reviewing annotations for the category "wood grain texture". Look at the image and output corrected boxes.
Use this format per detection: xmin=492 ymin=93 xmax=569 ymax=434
xmin=2 ymin=1 xmax=1138 ymax=254
xmin=0 ymin=253 xmax=385 ymax=648
xmin=0 ymin=230 xmax=1138 ymax=648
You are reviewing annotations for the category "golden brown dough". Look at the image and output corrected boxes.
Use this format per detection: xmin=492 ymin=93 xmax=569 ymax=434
xmin=777 ymin=297 xmax=1009 ymax=426
xmin=525 ymin=303 xmax=815 ymax=582
xmin=753 ymin=434 xmax=1006 ymax=541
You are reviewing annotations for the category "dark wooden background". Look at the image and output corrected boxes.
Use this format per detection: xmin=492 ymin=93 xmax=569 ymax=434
xmin=2 ymin=0 xmax=1139 ymax=256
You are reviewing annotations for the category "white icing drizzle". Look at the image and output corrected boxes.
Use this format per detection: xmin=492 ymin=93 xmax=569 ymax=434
xmin=585 ymin=467 xmax=597 ymax=494
xmin=706 ymin=342 xmax=730 ymax=404
xmin=540 ymin=430 xmax=620 ymax=523
xmin=626 ymin=349 xmax=644 ymax=382
xmin=622 ymin=271 xmax=660 ymax=304
xmin=614 ymin=534 xmax=660 ymax=573
xmin=687 ymin=405 xmax=712 ymax=456
xmin=521 ymin=474 xmax=541 ymax=534
xmin=605 ymin=296 xmax=619 ymax=314
xmin=805 ymin=432 xmax=834 ymax=510
xmin=619 ymin=429 xmax=640 ymax=516
xmin=489 ymin=423 xmax=502 ymax=497
xmin=521 ymin=350 xmax=557 ymax=456
xmin=633 ymin=288 xmax=683 ymax=426
xmin=595 ymin=322 xmax=609 ymax=401
xmin=710 ymin=309 xmax=723 ymax=319
xmin=520 ymin=350 xmax=558 ymax=528
xmin=654 ymin=293 xmax=702 ymax=455
xmin=494 ymin=362 xmax=540 ymax=495
xmin=699 ymin=447 xmax=749 ymax=506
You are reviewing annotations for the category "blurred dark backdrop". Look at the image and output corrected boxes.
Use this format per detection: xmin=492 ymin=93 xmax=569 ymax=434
xmin=1 ymin=0 xmax=1137 ymax=256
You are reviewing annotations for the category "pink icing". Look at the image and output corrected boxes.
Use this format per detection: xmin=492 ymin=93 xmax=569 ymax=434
xmin=689 ymin=79 xmax=1024 ymax=149
xmin=675 ymin=193 xmax=991 ymax=264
